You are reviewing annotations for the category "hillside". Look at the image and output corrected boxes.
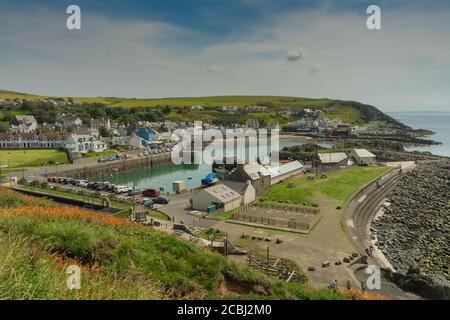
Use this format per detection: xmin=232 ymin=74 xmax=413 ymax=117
xmin=0 ymin=90 xmax=405 ymax=127
xmin=0 ymin=188 xmax=381 ymax=300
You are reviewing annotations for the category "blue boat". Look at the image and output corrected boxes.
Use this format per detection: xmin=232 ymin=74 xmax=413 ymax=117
xmin=201 ymin=173 xmax=218 ymax=186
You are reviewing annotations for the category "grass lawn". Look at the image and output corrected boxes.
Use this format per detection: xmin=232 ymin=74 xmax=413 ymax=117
xmin=148 ymin=211 xmax=170 ymax=221
xmin=206 ymin=210 xmax=234 ymax=221
xmin=81 ymin=149 xmax=118 ymax=158
xmin=0 ymin=149 xmax=69 ymax=167
xmin=263 ymin=166 xmax=391 ymax=207
xmin=198 ymin=228 xmax=226 ymax=240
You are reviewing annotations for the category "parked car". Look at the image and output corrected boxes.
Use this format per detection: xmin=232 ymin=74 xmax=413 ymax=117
xmin=57 ymin=177 xmax=67 ymax=184
xmin=142 ymin=189 xmax=161 ymax=197
xmin=47 ymin=176 xmax=58 ymax=183
xmin=152 ymin=197 xmax=169 ymax=204
xmin=127 ymin=189 xmax=142 ymax=196
xmin=143 ymin=199 xmax=154 ymax=208
xmin=78 ymin=180 xmax=88 ymax=187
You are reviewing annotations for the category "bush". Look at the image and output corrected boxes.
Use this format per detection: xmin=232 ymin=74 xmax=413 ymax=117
xmin=30 ymin=180 xmax=40 ymax=188
xmin=40 ymin=181 xmax=49 ymax=189
xmin=18 ymin=178 xmax=27 ymax=185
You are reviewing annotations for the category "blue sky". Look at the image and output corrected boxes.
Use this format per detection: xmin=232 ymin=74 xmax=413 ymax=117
xmin=1 ymin=0 xmax=450 ymax=111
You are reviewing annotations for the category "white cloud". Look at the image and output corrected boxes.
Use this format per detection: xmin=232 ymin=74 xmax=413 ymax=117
xmin=207 ymin=66 xmax=224 ymax=73
xmin=286 ymin=47 xmax=305 ymax=61
xmin=0 ymin=5 xmax=449 ymax=111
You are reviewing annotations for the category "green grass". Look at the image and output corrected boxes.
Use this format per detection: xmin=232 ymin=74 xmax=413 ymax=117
xmin=148 ymin=211 xmax=170 ymax=221
xmin=81 ymin=149 xmax=118 ymax=158
xmin=0 ymin=188 xmax=365 ymax=300
xmin=198 ymin=228 xmax=226 ymax=240
xmin=263 ymin=166 xmax=391 ymax=207
xmin=16 ymin=184 xmax=131 ymax=212
xmin=206 ymin=210 xmax=234 ymax=221
xmin=0 ymin=149 xmax=69 ymax=167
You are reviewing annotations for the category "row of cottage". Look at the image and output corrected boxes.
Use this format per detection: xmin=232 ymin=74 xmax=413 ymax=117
xmin=0 ymin=132 xmax=107 ymax=153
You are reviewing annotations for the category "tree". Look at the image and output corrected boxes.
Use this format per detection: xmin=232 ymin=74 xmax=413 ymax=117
xmin=99 ymin=126 xmax=111 ymax=138
xmin=162 ymin=105 xmax=172 ymax=114
xmin=0 ymin=122 xmax=9 ymax=133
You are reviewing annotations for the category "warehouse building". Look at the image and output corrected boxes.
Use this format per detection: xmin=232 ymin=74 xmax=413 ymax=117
xmin=350 ymin=149 xmax=376 ymax=165
xmin=191 ymin=183 xmax=243 ymax=212
xmin=268 ymin=161 xmax=303 ymax=185
xmin=317 ymin=152 xmax=350 ymax=167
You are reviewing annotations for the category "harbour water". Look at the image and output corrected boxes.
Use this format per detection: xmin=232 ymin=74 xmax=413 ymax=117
xmin=109 ymin=136 xmax=308 ymax=193
xmin=388 ymin=111 xmax=450 ymax=157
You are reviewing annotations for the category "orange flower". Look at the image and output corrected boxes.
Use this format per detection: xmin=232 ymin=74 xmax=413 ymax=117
xmin=0 ymin=206 xmax=131 ymax=227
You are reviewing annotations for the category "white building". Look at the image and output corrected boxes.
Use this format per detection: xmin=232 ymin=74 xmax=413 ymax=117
xmin=350 ymin=149 xmax=376 ymax=165
xmin=65 ymin=134 xmax=107 ymax=153
xmin=10 ymin=115 xmax=38 ymax=133
xmin=105 ymin=135 xmax=143 ymax=149
xmin=191 ymin=183 xmax=243 ymax=212
xmin=55 ymin=113 xmax=83 ymax=128
xmin=219 ymin=106 xmax=238 ymax=113
xmin=318 ymin=152 xmax=349 ymax=167
xmin=0 ymin=132 xmax=68 ymax=149
xmin=222 ymin=180 xmax=256 ymax=205
xmin=268 ymin=161 xmax=303 ymax=185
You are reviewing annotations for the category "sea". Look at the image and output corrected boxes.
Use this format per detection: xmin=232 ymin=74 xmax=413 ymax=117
xmin=388 ymin=111 xmax=450 ymax=157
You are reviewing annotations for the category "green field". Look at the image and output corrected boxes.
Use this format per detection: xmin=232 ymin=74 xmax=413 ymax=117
xmin=0 ymin=149 xmax=70 ymax=167
xmin=263 ymin=166 xmax=391 ymax=207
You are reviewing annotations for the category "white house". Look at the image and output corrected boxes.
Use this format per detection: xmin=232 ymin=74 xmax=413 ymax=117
xmin=350 ymin=149 xmax=376 ymax=165
xmin=55 ymin=113 xmax=83 ymax=128
xmin=65 ymin=134 xmax=107 ymax=153
xmin=10 ymin=115 xmax=38 ymax=133
xmin=219 ymin=106 xmax=238 ymax=113
xmin=191 ymin=183 xmax=243 ymax=212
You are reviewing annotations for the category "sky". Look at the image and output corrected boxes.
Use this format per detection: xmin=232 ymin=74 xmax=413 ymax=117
xmin=0 ymin=0 xmax=449 ymax=112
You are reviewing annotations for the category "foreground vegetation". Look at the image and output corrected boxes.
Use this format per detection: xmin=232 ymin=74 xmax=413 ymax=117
xmin=262 ymin=166 xmax=391 ymax=207
xmin=0 ymin=188 xmax=381 ymax=300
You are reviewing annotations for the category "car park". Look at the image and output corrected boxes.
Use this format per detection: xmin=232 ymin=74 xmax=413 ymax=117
xmin=143 ymin=199 xmax=154 ymax=208
xmin=142 ymin=189 xmax=160 ymax=197
xmin=127 ymin=189 xmax=142 ymax=196
xmin=152 ymin=197 xmax=169 ymax=204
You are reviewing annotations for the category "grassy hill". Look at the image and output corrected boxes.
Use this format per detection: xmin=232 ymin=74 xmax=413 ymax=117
xmin=0 ymin=90 xmax=404 ymax=127
xmin=0 ymin=188 xmax=382 ymax=300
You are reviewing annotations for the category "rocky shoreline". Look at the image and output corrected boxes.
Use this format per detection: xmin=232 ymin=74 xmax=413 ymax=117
xmin=372 ymin=160 xmax=449 ymax=286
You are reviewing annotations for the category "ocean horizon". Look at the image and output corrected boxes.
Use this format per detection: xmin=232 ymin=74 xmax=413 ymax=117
xmin=387 ymin=111 xmax=450 ymax=157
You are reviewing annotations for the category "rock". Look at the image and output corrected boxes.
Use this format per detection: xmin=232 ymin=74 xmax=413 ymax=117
xmin=307 ymin=266 xmax=316 ymax=271
xmin=322 ymin=261 xmax=330 ymax=268
xmin=343 ymin=257 xmax=351 ymax=263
